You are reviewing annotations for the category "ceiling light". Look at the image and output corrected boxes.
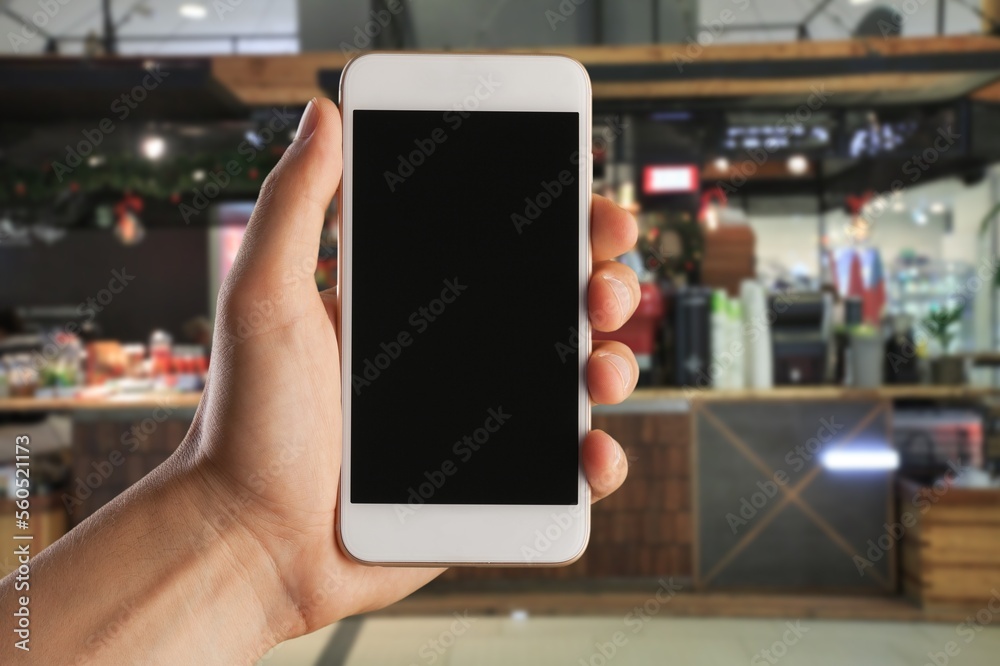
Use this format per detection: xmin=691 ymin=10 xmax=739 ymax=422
xmin=787 ymin=154 xmax=809 ymax=175
xmin=892 ymin=200 xmax=905 ymax=213
xmin=141 ymin=136 xmax=166 ymax=160
xmin=929 ymin=201 xmax=946 ymax=214
xmin=713 ymin=157 xmax=729 ymax=171
xmin=913 ymin=210 xmax=928 ymax=226
xmin=179 ymin=3 xmax=207 ymax=19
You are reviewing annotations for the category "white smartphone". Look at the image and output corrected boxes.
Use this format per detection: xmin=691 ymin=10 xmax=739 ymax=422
xmin=338 ymin=53 xmax=591 ymax=566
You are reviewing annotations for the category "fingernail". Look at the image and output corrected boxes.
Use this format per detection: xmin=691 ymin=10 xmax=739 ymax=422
xmin=613 ymin=441 xmax=624 ymax=468
xmin=603 ymin=274 xmax=633 ymax=326
xmin=295 ymin=98 xmax=319 ymax=141
xmin=598 ymin=351 xmax=633 ymax=393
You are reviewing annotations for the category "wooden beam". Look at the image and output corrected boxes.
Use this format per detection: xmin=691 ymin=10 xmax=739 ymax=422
xmin=209 ymin=36 xmax=1000 ymax=107
xmin=592 ymin=72 xmax=966 ymax=100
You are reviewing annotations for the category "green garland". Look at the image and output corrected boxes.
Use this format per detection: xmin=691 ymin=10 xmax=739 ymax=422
xmin=0 ymin=148 xmax=285 ymax=206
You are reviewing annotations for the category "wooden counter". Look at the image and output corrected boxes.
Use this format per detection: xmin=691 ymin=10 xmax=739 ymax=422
xmin=0 ymin=393 xmax=203 ymax=413
xmin=627 ymin=385 xmax=1000 ymax=403
xmin=1 ymin=384 xmax=994 ymax=413
xmin=899 ymin=479 xmax=1000 ymax=612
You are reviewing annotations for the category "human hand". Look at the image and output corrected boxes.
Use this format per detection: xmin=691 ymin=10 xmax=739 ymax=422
xmin=182 ymin=97 xmax=641 ymax=642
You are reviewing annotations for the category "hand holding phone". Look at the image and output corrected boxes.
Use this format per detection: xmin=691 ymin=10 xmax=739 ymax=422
xmin=193 ymin=89 xmax=638 ymax=630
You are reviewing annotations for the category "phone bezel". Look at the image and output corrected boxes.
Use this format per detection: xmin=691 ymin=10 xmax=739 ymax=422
xmin=338 ymin=53 xmax=592 ymax=566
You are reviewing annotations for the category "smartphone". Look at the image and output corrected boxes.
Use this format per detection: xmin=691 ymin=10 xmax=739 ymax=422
xmin=338 ymin=53 xmax=591 ymax=566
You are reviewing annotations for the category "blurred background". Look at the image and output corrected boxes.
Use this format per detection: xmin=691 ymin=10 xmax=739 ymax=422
xmin=3 ymin=1 xmax=1000 ymax=664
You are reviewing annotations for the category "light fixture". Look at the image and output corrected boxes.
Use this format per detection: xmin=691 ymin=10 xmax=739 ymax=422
xmin=849 ymin=0 xmax=873 ymax=4
xmin=192 ymin=169 xmax=206 ymax=182
xmin=179 ymin=3 xmax=207 ymax=19
xmin=88 ymin=155 xmax=106 ymax=167
xmin=713 ymin=157 xmax=729 ymax=171
xmin=141 ymin=136 xmax=166 ymax=160
xmin=787 ymin=154 xmax=809 ymax=175
xmin=929 ymin=201 xmax=946 ymax=214
xmin=913 ymin=210 xmax=928 ymax=226
xmin=822 ymin=449 xmax=899 ymax=471
xmin=510 ymin=609 xmax=529 ymax=621
xmin=892 ymin=200 xmax=905 ymax=213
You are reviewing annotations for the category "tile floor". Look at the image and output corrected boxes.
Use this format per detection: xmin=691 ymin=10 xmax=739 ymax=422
xmin=257 ymin=615 xmax=1000 ymax=665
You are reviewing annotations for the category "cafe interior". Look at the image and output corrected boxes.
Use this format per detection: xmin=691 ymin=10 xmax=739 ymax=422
xmin=2 ymin=0 xmax=1000 ymax=664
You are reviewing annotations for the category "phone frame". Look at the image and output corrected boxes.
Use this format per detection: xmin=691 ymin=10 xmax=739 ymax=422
xmin=338 ymin=53 xmax=592 ymax=566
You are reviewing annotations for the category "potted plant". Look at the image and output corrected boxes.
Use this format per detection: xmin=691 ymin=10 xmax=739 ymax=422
xmin=922 ymin=305 xmax=966 ymax=385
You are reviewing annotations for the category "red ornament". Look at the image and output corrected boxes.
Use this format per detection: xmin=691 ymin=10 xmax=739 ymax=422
xmin=14 ymin=182 xmax=26 ymax=196
xmin=248 ymin=167 xmax=259 ymax=180
xmin=169 ymin=192 xmax=181 ymax=205
xmin=845 ymin=191 xmax=874 ymax=216
xmin=69 ymin=182 xmax=80 ymax=193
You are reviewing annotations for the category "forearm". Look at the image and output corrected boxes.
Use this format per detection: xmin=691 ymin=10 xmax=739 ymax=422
xmin=0 ymin=448 xmax=298 ymax=665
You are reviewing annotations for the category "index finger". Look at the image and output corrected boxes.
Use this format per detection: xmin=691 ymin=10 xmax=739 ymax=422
xmin=591 ymin=194 xmax=638 ymax=262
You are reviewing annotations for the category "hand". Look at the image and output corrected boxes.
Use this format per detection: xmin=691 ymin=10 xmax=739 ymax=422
xmin=181 ymin=98 xmax=641 ymax=641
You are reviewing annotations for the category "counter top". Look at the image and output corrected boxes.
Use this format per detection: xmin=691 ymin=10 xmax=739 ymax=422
xmin=627 ymin=385 xmax=1000 ymax=402
xmin=0 ymin=393 xmax=202 ymax=412
xmin=0 ymin=385 xmax=996 ymax=413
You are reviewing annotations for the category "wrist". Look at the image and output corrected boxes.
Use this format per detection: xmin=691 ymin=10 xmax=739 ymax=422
xmin=179 ymin=450 xmax=310 ymax=648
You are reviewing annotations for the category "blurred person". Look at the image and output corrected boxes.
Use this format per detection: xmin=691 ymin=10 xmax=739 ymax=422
xmin=0 ymin=99 xmax=640 ymax=663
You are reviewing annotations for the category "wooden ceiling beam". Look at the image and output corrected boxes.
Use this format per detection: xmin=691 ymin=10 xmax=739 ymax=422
xmin=208 ymin=36 xmax=1000 ymax=107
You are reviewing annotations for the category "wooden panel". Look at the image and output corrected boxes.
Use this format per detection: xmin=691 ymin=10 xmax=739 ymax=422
xmin=439 ymin=411 xmax=693 ymax=584
xmin=702 ymin=226 xmax=755 ymax=297
xmin=0 ymin=496 xmax=66 ymax=576
xmin=68 ymin=412 xmax=194 ymax=526
xmin=208 ymin=36 xmax=1000 ymax=106
xmin=899 ymin=480 xmax=1000 ymax=611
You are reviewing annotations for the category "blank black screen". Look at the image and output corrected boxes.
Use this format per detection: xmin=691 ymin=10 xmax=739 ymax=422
xmin=350 ymin=110 xmax=580 ymax=505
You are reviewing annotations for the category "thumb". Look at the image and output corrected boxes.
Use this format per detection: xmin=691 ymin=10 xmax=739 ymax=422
xmin=227 ymin=97 xmax=342 ymax=301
